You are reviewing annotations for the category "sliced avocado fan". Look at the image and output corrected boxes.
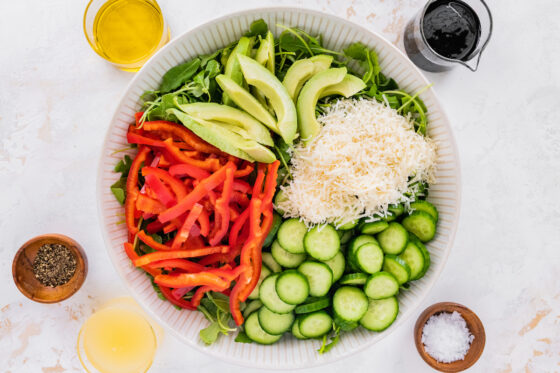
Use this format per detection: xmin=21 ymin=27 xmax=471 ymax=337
xmin=283 ymin=55 xmax=333 ymax=103
xmin=223 ymin=36 xmax=253 ymax=106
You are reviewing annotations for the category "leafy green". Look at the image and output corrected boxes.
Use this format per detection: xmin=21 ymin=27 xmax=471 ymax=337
xmin=344 ymin=42 xmax=380 ymax=86
xmin=245 ymin=19 xmax=268 ymax=38
xmin=318 ymin=327 xmax=341 ymax=354
xmin=160 ymin=58 xmax=202 ymax=93
xmin=110 ymin=154 xmax=133 ymax=205
xmin=198 ymin=292 xmax=237 ymax=345
xmin=114 ymin=155 xmax=132 ymax=175
xmin=234 ymin=331 xmax=253 ymax=343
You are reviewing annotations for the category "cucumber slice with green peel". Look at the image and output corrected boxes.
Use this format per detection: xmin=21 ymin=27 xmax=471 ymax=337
xmin=364 ymin=272 xmax=400 ymax=299
xmin=262 ymin=252 xmax=282 ymax=273
xmin=410 ymin=235 xmax=431 ymax=279
xmin=360 ymin=220 xmax=389 ymax=235
xmin=359 ymin=297 xmax=399 ymax=332
xmin=259 ymin=274 xmax=296 ymax=314
xmin=277 ymin=218 xmax=308 ymax=254
xmin=276 ymin=270 xmax=310 ymax=305
xmin=402 ymin=211 xmax=437 ymax=242
xmin=377 ymin=222 xmax=409 ymax=255
xmin=339 ymin=273 xmax=368 ymax=285
xmin=385 ymin=204 xmax=404 ymax=222
xmin=382 ymin=255 xmax=411 ymax=285
xmin=339 ymin=230 xmax=354 ymax=245
xmin=248 ymin=264 xmax=271 ymax=300
xmin=263 ymin=212 xmax=282 ymax=248
xmin=273 ymin=190 xmax=288 ymax=216
xmin=298 ymin=311 xmax=333 ymax=338
xmin=271 ymin=240 xmax=306 ymax=268
xmin=294 ymin=296 xmax=330 ymax=314
xmin=291 ymin=319 xmax=308 ymax=339
xmin=333 ymin=286 xmax=369 ymax=322
xmin=334 ymin=314 xmax=358 ymax=331
xmin=337 ymin=220 xmax=359 ymax=230
xmin=243 ymin=299 xmax=263 ymax=318
xmin=409 ymin=200 xmax=438 ymax=222
xmin=244 ymin=311 xmax=282 ymax=344
xmin=348 ymin=235 xmax=379 ymax=271
xmin=304 ymin=224 xmax=340 ymax=261
xmin=398 ymin=241 xmax=425 ymax=280
xmin=353 ymin=243 xmax=384 ymax=274
xmin=297 ymin=261 xmax=333 ymax=297
xmin=258 ymin=307 xmax=295 ymax=335
xmin=322 ymin=251 xmax=345 ymax=282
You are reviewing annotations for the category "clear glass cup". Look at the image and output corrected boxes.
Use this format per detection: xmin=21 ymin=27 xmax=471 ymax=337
xmin=77 ymin=297 xmax=163 ymax=373
xmin=83 ymin=0 xmax=170 ymax=72
xmin=403 ymin=0 xmax=493 ymax=72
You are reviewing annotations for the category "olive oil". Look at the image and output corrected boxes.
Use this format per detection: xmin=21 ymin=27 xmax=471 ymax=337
xmin=89 ymin=0 xmax=168 ymax=71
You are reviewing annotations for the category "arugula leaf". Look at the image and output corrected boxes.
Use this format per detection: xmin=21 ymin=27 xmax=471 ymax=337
xmin=114 ymin=155 xmax=132 ymax=175
xmin=200 ymin=50 xmax=221 ymax=68
xmin=160 ymin=58 xmax=202 ymax=93
xmin=234 ymin=331 xmax=253 ymax=343
xmin=318 ymin=327 xmax=341 ymax=354
xmin=200 ymin=321 xmax=222 ymax=345
xmin=198 ymin=292 xmax=237 ymax=346
xmin=245 ymin=19 xmax=269 ymax=38
xmin=110 ymin=178 xmax=126 ymax=205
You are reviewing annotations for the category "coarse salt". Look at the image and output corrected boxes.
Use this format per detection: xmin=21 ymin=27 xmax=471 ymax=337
xmin=421 ymin=311 xmax=474 ymax=363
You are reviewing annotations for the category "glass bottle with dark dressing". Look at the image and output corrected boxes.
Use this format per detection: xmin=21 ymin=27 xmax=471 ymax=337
xmin=404 ymin=0 xmax=492 ymax=72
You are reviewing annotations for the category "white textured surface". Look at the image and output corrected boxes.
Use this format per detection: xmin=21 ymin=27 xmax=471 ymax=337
xmin=1 ymin=1 xmax=559 ymax=372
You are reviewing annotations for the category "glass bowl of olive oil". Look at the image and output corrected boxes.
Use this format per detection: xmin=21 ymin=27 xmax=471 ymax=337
xmin=83 ymin=0 xmax=170 ymax=72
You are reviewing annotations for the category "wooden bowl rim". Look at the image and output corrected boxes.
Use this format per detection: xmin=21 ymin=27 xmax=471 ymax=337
xmin=414 ymin=302 xmax=486 ymax=372
xmin=12 ymin=233 xmax=88 ymax=303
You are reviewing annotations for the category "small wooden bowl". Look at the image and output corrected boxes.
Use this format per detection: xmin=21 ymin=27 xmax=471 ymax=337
xmin=414 ymin=302 xmax=485 ymax=372
xmin=12 ymin=234 xmax=88 ymax=303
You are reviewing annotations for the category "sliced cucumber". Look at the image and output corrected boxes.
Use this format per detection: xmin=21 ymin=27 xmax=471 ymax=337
xmin=304 ymin=224 xmax=340 ymax=261
xmin=271 ymin=240 xmax=306 ymax=268
xmin=348 ymin=234 xmax=378 ymax=271
xmin=322 ymin=251 xmax=345 ymax=282
xmin=297 ymin=261 xmax=333 ymax=297
xmin=277 ymin=218 xmax=308 ymax=254
xmin=243 ymin=299 xmax=263 ymax=318
xmin=353 ymin=242 xmax=384 ymax=274
xmin=274 ymin=190 xmax=288 ymax=216
xmin=382 ymin=255 xmax=411 ymax=285
xmin=364 ymin=272 xmax=399 ymax=299
xmin=276 ymin=270 xmax=310 ymax=305
xmin=333 ymin=286 xmax=368 ymax=322
xmin=359 ymin=297 xmax=399 ymax=332
xmin=339 ymin=273 xmax=369 ymax=285
xmin=360 ymin=220 xmax=389 ymax=235
xmin=377 ymin=222 xmax=409 ymax=255
xmin=398 ymin=241 xmax=425 ymax=280
xmin=294 ymin=296 xmax=330 ymax=314
xmin=262 ymin=252 xmax=282 ymax=273
xmin=410 ymin=235 xmax=431 ymax=279
xmin=244 ymin=311 xmax=282 ymax=344
xmin=385 ymin=204 xmax=405 ymax=222
xmin=263 ymin=212 xmax=282 ymax=248
xmin=337 ymin=220 xmax=358 ymax=230
xmin=291 ymin=319 xmax=308 ymax=339
xmin=334 ymin=314 xmax=358 ymax=331
xmin=402 ymin=211 xmax=437 ymax=242
xmin=409 ymin=200 xmax=438 ymax=222
xmin=259 ymin=274 xmax=296 ymax=314
xmin=339 ymin=230 xmax=354 ymax=245
xmin=248 ymin=264 xmax=271 ymax=300
xmin=298 ymin=311 xmax=333 ymax=338
xmin=258 ymin=306 xmax=295 ymax=335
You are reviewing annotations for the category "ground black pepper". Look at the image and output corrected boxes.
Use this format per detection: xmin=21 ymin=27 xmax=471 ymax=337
xmin=32 ymin=243 xmax=77 ymax=287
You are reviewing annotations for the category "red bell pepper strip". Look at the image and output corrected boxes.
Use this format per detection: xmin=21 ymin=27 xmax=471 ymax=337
xmin=127 ymin=132 xmax=166 ymax=148
xmin=123 ymin=243 xmax=161 ymax=277
xmin=137 ymin=230 xmax=174 ymax=251
xmin=229 ymin=205 xmax=240 ymax=221
xmin=234 ymin=162 xmax=254 ymax=178
xmin=125 ymin=146 xmax=151 ymax=235
xmin=142 ymin=167 xmax=188 ymax=200
xmin=232 ymin=180 xmax=252 ymax=194
xmin=133 ymin=246 xmax=228 ymax=266
xmin=154 ymin=272 xmax=229 ymax=289
xmin=134 ymin=112 xmax=144 ymax=127
xmin=197 ymin=208 xmax=210 ymax=237
xmin=171 ymin=203 xmax=203 ymax=250
xmin=135 ymin=194 xmax=166 ymax=214
xmin=171 ymin=286 xmax=195 ymax=300
xmin=231 ymin=191 xmax=250 ymax=207
xmin=158 ymin=162 xmax=235 ymax=223
xmin=228 ymin=206 xmax=250 ymax=247
xmin=142 ymin=120 xmax=221 ymax=154
xmin=208 ymin=264 xmax=246 ymax=282
xmin=209 ymin=165 xmax=235 ymax=246
xmin=162 ymin=138 xmax=221 ymax=171
xmin=148 ymin=258 xmax=205 ymax=273
xmin=191 ymin=285 xmax=222 ymax=308
xmin=169 ymin=163 xmax=211 ymax=180
xmin=145 ymin=219 xmax=165 ymax=234
xmin=158 ymin=285 xmax=196 ymax=310
xmin=143 ymin=174 xmax=176 ymax=208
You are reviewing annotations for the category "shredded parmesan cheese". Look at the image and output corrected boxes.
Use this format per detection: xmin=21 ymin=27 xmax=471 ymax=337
xmin=277 ymin=98 xmax=437 ymax=226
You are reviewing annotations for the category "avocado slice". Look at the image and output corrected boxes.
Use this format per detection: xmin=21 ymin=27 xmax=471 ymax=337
xmin=253 ymin=38 xmax=274 ymax=113
xmin=297 ymin=67 xmax=347 ymax=143
xmin=309 ymin=54 xmax=333 ymax=73
xmin=319 ymin=74 xmax=367 ymax=98
xmin=237 ymin=54 xmax=298 ymax=144
xmin=176 ymin=102 xmax=274 ymax=146
xmin=216 ymin=74 xmax=278 ymax=132
xmin=169 ymin=109 xmax=276 ymax=163
xmin=223 ymin=37 xmax=253 ymax=106
xmin=265 ymin=31 xmax=275 ymax=75
xmin=282 ymin=59 xmax=315 ymax=102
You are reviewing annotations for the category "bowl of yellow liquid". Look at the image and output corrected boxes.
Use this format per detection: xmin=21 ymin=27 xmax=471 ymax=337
xmin=77 ymin=297 xmax=162 ymax=373
xmin=83 ymin=0 xmax=170 ymax=71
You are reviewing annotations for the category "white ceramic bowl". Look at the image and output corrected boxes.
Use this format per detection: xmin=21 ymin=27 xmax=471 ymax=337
xmin=97 ymin=7 xmax=461 ymax=369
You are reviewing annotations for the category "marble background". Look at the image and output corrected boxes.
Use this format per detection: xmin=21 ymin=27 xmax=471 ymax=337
xmin=1 ymin=0 xmax=559 ymax=372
